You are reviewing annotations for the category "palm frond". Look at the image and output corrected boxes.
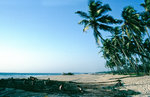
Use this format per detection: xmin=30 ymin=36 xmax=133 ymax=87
xmin=78 ymin=19 xmax=89 ymax=25
xmin=97 ymin=15 xmax=122 ymax=24
xmin=122 ymin=6 xmax=136 ymax=19
xmin=147 ymin=19 xmax=150 ymax=28
xmin=98 ymin=24 xmax=114 ymax=32
xmin=75 ymin=11 xmax=90 ymax=19
xmin=93 ymin=31 xmax=100 ymax=45
xmin=89 ymin=1 xmax=97 ymax=17
xmin=78 ymin=19 xmax=90 ymax=32
xmin=95 ymin=1 xmax=102 ymax=7
xmin=122 ymin=6 xmax=146 ymax=37
xmin=96 ymin=4 xmax=111 ymax=17
xmin=144 ymin=0 xmax=150 ymax=11
xmin=113 ymin=26 xmax=122 ymax=35
xmin=140 ymin=3 xmax=145 ymax=8
xmin=83 ymin=25 xmax=90 ymax=32
xmin=88 ymin=0 xmax=95 ymax=5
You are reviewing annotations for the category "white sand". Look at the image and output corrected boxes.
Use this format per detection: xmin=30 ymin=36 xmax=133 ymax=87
xmin=38 ymin=74 xmax=150 ymax=97
xmin=1 ymin=74 xmax=150 ymax=97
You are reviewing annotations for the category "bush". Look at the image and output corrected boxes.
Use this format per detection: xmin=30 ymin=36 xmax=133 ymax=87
xmin=62 ymin=72 xmax=74 ymax=75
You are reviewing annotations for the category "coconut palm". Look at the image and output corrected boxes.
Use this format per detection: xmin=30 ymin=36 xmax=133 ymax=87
xmin=75 ymin=0 xmax=122 ymax=45
xmin=141 ymin=0 xmax=150 ymax=12
xmin=111 ymin=27 xmax=140 ymax=74
xmin=105 ymin=60 xmax=116 ymax=73
xmin=121 ymin=6 xmax=146 ymax=38
xmin=101 ymin=39 xmax=122 ymax=73
xmin=121 ymin=6 xmax=150 ymax=59
xmin=121 ymin=6 xmax=150 ymax=74
xmin=141 ymin=0 xmax=150 ymax=38
xmin=75 ymin=0 xmax=150 ymax=75
xmin=141 ymin=10 xmax=150 ymax=28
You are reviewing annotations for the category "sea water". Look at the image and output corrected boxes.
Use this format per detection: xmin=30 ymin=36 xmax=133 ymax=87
xmin=0 ymin=73 xmax=62 ymax=79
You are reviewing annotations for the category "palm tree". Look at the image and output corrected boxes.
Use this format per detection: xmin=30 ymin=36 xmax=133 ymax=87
xmin=111 ymin=27 xmax=140 ymax=74
xmin=121 ymin=6 xmax=146 ymax=39
xmin=75 ymin=0 xmax=122 ymax=45
xmin=141 ymin=0 xmax=150 ymax=38
xmin=75 ymin=0 xmax=150 ymax=74
xmin=141 ymin=0 xmax=150 ymax=12
xmin=121 ymin=6 xmax=150 ymax=74
xmin=121 ymin=6 xmax=150 ymax=58
xmin=111 ymin=27 xmax=134 ymax=73
xmin=105 ymin=60 xmax=116 ymax=73
xmin=101 ymin=39 xmax=122 ymax=73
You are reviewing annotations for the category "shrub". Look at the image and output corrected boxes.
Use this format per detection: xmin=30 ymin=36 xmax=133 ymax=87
xmin=62 ymin=72 xmax=74 ymax=75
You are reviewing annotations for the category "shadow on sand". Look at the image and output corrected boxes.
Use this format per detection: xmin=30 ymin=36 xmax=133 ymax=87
xmin=0 ymin=76 xmax=140 ymax=97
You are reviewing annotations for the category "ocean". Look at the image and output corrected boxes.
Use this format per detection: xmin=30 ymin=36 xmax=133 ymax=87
xmin=0 ymin=73 xmax=62 ymax=79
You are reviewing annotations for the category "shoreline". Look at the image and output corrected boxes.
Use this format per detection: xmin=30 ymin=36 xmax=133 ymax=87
xmin=0 ymin=74 xmax=149 ymax=97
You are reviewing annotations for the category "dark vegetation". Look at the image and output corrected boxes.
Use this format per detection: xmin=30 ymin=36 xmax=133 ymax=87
xmin=76 ymin=0 xmax=150 ymax=75
xmin=0 ymin=77 xmax=81 ymax=94
xmin=62 ymin=72 xmax=74 ymax=75
xmin=0 ymin=76 xmax=140 ymax=97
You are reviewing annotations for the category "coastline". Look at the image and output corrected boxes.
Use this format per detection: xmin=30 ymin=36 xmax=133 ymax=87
xmin=0 ymin=73 xmax=62 ymax=79
xmin=0 ymin=74 xmax=150 ymax=97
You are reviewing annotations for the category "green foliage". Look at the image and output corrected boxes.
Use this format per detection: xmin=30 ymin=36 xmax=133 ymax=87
xmin=75 ymin=0 xmax=122 ymax=45
xmin=62 ymin=72 xmax=74 ymax=75
xmin=76 ymin=0 xmax=150 ymax=75
xmin=0 ymin=77 xmax=82 ymax=94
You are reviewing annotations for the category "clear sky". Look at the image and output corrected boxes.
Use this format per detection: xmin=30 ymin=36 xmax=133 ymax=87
xmin=0 ymin=0 xmax=144 ymax=73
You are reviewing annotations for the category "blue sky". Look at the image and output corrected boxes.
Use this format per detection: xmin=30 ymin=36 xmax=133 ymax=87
xmin=0 ymin=0 xmax=144 ymax=73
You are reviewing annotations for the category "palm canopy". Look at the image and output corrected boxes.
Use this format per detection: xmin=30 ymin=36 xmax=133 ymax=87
xmin=141 ymin=0 xmax=150 ymax=12
xmin=121 ymin=6 xmax=146 ymax=38
xmin=122 ymin=6 xmax=150 ymax=60
xmin=76 ymin=0 xmax=122 ymax=45
xmin=141 ymin=0 xmax=150 ymax=29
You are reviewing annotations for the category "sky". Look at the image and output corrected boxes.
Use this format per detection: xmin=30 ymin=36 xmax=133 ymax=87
xmin=0 ymin=0 xmax=144 ymax=73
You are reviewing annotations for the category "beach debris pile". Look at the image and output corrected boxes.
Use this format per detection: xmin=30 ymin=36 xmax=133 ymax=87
xmin=115 ymin=79 xmax=124 ymax=87
xmin=102 ymin=79 xmax=140 ymax=96
xmin=0 ymin=76 xmax=83 ymax=94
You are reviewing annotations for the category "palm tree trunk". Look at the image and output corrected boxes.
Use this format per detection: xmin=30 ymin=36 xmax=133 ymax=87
xmin=94 ymin=28 xmax=105 ymax=42
xmin=115 ymin=54 xmax=128 ymax=74
xmin=111 ymin=58 xmax=122 ymax=74
xmin=132 ymin=35 xmax=145 ymax=53
xmin=134 ymin=50 xmax=150 ymax=60
xmin=130 ymin=56 xmax=140 ymax=75
xmin=116 ymin=39 xmax=137 ymax=73
xmin=145 ymin=27 xmax=150 ymax=41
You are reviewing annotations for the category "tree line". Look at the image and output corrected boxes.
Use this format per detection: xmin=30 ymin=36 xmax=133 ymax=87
xmin=76 ymin=0 xmax=150 ymax=75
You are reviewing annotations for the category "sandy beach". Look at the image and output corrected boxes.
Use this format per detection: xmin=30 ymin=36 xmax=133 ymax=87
xmin=38 ymin=74 xmax=150 ymax=97
xmin=0 ymin=74 xmax=150 ymax=97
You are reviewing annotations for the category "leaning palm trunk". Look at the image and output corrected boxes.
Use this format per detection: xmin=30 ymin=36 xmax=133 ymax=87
xmin=106 ymin=36 xmax=137 ymax=73
xmin=130 ymin=56 xmax=140 ymax=75
xmin=111 ymin=56 xmax=122 ymax=74
xmin=145 ymin=27 xmax=150 ymax=41
xmin=94 ymin=28 xmax=105 ymax=43
xmin=132 ymin=35 xmax=146 ymax=53
xmin=140 ymin=56 xmax=148 ymax=74
xmin=141 ymin=55 xmax=150 ymax=74
xmin=115 ymin=54 xmax=128 ymax=74
xmin=116 ymin=38 xmax=137 ymax=73
xmin=121 ymin=48 xmax=137 ymax=73
xmin=132 ymin=35 xmax=150 ymax=73
xmin=132 ymin=34 xmax=150 ymax=64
